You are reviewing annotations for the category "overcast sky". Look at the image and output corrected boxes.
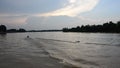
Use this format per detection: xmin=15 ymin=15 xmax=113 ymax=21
xmin=0 ymin=0 xmax=120 ymax=30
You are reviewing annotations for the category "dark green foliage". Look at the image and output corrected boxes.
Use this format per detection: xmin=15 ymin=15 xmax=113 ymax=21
xmin=63 ymin=21 xmax=120 ymax=33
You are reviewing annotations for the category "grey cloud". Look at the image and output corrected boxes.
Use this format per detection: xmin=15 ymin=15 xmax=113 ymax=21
xmin=23 ymin=16 xmax=92 ymax=30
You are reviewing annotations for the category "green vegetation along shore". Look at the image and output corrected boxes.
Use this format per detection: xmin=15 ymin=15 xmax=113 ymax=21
xmin=63 ymin=21 xmax=120 ymax=33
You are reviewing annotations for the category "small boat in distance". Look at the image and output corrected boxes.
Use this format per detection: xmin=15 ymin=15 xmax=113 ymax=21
xmin=76 ymin=41 xmax=80 ymax=43
xmin=27 ymin=35 xmax=29 ymax=38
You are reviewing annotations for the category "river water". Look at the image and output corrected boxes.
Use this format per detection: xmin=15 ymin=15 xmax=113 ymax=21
xmin=0 ymin=32 xmax=120 ymax=68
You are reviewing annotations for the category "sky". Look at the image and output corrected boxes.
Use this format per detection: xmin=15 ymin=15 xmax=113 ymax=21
xmin=0 ymin=0 xmax=120 ymax=30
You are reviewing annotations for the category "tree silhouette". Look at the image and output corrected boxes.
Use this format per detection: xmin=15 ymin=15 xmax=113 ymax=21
xmin=0 ymin=25 xmax=7 ymax=33
xmin=116 ymin=21 xmax=120 ymax=33
xmin=7 ymin=28 xmax=26 ymax=32
xmin=18 ymin=28 xmax=26 ymax=32
xmin=63 ymin=21 xmax=120 ymax=33
xmin=0 ymin=25 xmax=27 ymax=33
xmin=63 ymin=28 xmax=69 ymax=32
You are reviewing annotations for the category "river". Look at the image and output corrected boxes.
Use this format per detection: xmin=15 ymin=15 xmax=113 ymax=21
xmin=0 ymin=32 xmax=120 ymax=68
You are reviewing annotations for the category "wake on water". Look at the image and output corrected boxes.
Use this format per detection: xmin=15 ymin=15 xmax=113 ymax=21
xmin=25 ymin=37 xmax=100 ymax=68
xmin=26 ymin=37 xmax=120 ymax=68
xmin=37 ymin=38 xmax=80 ymax=43
xmin=36 ymin=38 xmax=120 ymax=47
xmin=25 ymin=37 xmax=120 ymax=68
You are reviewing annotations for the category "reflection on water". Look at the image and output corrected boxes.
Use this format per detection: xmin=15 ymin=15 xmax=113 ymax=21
xmin=0 ymin=33 xmax=7 ymax=38
xmin=0 ymin=32 xmax=120 ymax=68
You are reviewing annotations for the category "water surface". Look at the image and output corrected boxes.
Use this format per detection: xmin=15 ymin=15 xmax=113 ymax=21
xmin=0 ymin=32 xmax=120 ymax=68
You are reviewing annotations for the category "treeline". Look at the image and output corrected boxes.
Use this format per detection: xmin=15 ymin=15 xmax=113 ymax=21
xmin=7 ymin=28 xmax=26 ymax=33
xmin=28 ymin=30 xmax=62 ymax=32
xmin=0 ymin=25 xmax=26 ymax=33
xmin=63 ymin=21 xmax=120 ymax=33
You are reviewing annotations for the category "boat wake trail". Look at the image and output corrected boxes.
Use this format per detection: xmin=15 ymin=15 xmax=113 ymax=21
xmin=24 ymin=38 xmax=71 ymax=68
xmin=37 ymin=38 xmax=80 ymax=43
xmin=34 ymin=38 xmax=99 ymax=68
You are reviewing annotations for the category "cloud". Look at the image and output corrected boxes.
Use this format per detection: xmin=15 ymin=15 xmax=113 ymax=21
xmin=0 ymin=15 xmax=28 ymax=25
xmin=39 ymin=0 xmax=99 ymax=17
xmin=0 ymin=0 xmax=101 ymax=30
xmin=24 ymin=16 xmax=81 ymax=30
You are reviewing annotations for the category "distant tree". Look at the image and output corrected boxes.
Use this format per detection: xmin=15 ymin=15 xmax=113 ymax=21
xmin=80 ymin=25 xmax=85 ymax=32
xmin=18 ymin=28 xmax=26 ymax=32
xmin=0 ymin=25 xmax=7 ymax=33
xmin=109 ymin=21 xmax=116 ymax=32
xmin=7 ymin=29 xmax=17 ymax=32
xmin=103 ymin=22 xmax=109 ymax=32
xmin=62 ymin=20 xmax=120 ymax=33
xmin=96 ymin=25 xmax=103 ymax=32
xmin=116 ymin=21 xmax=120 ymax=33
xmin=75 ymin=26 xmax=81 ymax=32
xmin=63 ymin=28 xmax=69 ymax=32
